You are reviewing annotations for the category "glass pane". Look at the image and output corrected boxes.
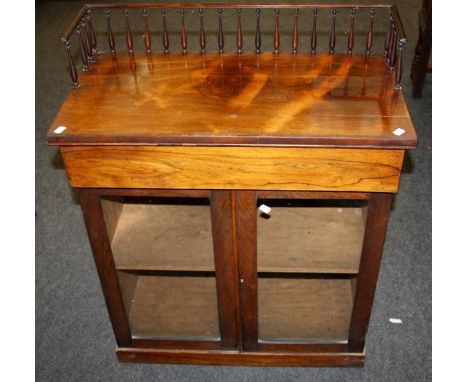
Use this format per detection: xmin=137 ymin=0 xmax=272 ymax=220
xmin=258 ymin=275 xmax=356 ymax=343
xmin=257 ymin=199 xmax=365 ymax=343
xmin=257 ymin=199 xmax=366 ymax=274
xmin=117 ymin=272 xmax=219 ymax=340
xmin=102 ymin=196 xmax=214 ymax=272
xmin=102 ymin=196 xmax=219 ymax=340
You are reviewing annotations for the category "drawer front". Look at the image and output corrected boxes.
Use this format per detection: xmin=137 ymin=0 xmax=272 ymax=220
xmin=61 ymin=146 xmax=404 ymax=192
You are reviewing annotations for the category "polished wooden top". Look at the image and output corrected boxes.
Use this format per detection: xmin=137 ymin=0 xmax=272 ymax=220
xmin=47 ymin=52 xmax=417 ymax=148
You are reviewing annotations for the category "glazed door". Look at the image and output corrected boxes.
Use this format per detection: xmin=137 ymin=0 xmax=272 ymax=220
xmin=234 ymin=191 xmax=392 ymax=353
xmin=80 ymin=189 xmax=240 ymax=351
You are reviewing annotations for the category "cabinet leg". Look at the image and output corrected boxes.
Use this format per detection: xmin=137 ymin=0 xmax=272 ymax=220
xmin=80 ymin=189 xmax=133 ymax=347
xmin=348 ymin=193 xmax=393 ymax=353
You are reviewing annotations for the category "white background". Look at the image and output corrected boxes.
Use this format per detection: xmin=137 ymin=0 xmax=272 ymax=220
xmin=0 ymin=1 xmax=461 ymax=380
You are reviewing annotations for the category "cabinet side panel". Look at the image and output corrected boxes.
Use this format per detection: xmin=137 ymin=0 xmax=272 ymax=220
xmin=101 ymin=197 xmax=124 ymax=243
xmin=79 ymin=189 xmax=133 ymax=347
xmin=347 ymin=193 xmax=393 ymax=352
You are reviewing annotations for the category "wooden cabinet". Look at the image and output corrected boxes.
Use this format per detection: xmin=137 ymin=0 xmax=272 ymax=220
xmin=47 ymin=3 xmax=416 ymax=367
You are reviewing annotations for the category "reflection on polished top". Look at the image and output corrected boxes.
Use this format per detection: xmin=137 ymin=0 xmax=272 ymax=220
xmin=47 ymin=52 xmax=417 ymax=148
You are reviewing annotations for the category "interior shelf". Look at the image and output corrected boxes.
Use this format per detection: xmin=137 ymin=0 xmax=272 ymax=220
xmin=257 ymin=206 xmax=365 ymax=274
xmin=118 ymin=273 xmax=220 ymax=340
xmin=108 ymin=202 xmax=215 ymax=271
xmin=106 ymin=199 xmax=365 ymax=274
xmin=258 ymin=277 xmax=355 ymax=343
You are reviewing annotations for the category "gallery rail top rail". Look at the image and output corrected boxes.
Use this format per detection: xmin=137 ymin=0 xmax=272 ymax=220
xmin=60 ymin=3 xmax=407 ymax=89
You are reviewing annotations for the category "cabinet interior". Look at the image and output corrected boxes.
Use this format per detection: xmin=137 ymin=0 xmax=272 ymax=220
xmin=257 ymin=199 xmax=367 ymax=274
xmin=117 ymin=272 xmax=220 ymax=340
xmin=257 ymin=199 xmax=365 ymax=343
xmin=258 ymin=275 xmax=356 ymax=343
xmin=103 ymin=196 xmax=214 ymax=271
xmin=101 ymin=195 xmax=366 ymax=344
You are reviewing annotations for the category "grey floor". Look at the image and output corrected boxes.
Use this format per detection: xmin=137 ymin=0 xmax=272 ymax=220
xmin=36 ymin=0 xmax=431 ymax=380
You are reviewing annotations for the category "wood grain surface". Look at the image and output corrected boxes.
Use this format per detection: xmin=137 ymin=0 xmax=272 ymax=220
xmin=348 ymin=193 xmax=393 ymax=352
xmin=79 ymin=189 xmax=133 ymax=346
xmin=116 ymin=347 xmax=365 ymax=366
xmin=61 ymin=146 xmax=404 ymax=192
xmin=47 ymin=52 xmax=416 ymax=148
xmin=210 ymin=190 xmax=241 ymax=349
xmin=235 ymin=191 xmax=259 ymax=351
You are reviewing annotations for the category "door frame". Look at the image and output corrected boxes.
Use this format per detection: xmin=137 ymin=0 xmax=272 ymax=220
xmin=79 ymin=188 xmax=241 ymax=351
xmin=233 ymin=190 xmax=393 ymax=353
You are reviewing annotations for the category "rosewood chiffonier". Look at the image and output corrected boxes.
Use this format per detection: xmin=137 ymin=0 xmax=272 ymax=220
xmin=47 ymin=3 xmax=417 ymax=367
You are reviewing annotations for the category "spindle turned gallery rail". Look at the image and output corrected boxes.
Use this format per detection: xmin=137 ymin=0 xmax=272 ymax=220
xmin=62 ymin=3 xmax=406 ymax=89
xmin=47 ymin=2 xmax=417 ymax=367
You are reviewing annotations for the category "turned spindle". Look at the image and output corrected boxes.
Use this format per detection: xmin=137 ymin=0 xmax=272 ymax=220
xmin=124 ymin=8 xmax=133 ymax=55
xmin=199 ymin=9 xmax=206 ymax=54
xmin=329 ymin=8 xmax=336 ymax=55
xmin=311 ymin=8 xmax=318 ymax=55
xmin=274 ymin=9 xmax=280 ymax=54
xmin=218 ymin=9 xmax=224 ymax=54
xmin=86 ymin=10 xmax=97 ymax=58
xmin=237 ymin=9 xmax=243 ymax=54
xmin=161 ymin=9 xmax=169 ymax=54
xmin=292 ymin=9 xmax=299 ymax=55
xmin=389 ymin=26 xmax=397 ymax=68
xmin=366 ymin=9 xmax=375 ymax=56
xmin=255 ymin=9 xmax=261 ymax=54
xmin=65 ymin=40 xmax=79 ymax=88
xmin=395 ymin=41 xmax=404 ymax=88
xmin=387 ymin=21 xmax=395 ymax=64
xmin=384 ymin=13 xmax=393 ymax=58
xmin=180 ymin=9 xmax=187 ymax=54
xmin=143 ymin=8 xmax=151 ymax=55
xmin=76 ymin=25 xmax=89 ymax=71
xmin=81 ymin=19 xmax=92 ymax=62
xmin=104 ymin=9 xmax=116 ymax=56
xmin=347 ymin=9 xmax=356 ymax=56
